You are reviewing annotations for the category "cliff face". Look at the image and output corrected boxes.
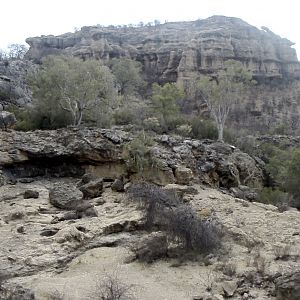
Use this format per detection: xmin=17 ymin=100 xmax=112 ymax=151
xmin=25 ymin=16 xmax=300 ymax=84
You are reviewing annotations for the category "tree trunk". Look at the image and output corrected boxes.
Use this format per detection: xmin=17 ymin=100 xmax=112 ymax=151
xmin=217 ymin=122 xmax=224 ymax=142
xmin=75 ymin=109 xmax=83 ymax=126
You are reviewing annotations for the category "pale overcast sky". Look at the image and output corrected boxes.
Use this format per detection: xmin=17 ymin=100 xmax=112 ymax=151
xmin=1 ymin=0 xmax=299 ymax=58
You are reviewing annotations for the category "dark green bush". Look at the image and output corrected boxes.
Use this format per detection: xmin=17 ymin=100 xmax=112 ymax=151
xmin=9 ymin=106 xmax=71 ymax=131
xmin=190 ymin=117 xmax=218 ymax=140
xmin=258 ymin=187 xmax=289 ymax=207
xmin=113 ymin=108 xmax=139 ymax=126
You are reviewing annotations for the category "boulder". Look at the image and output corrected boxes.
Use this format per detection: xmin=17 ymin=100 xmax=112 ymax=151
xmin=111 ymin=178 xmax=125 ymax=192
xmin=131 ymin=232 xmax=168 ymax=263
xmin=24 ymin=190 xmax=39 ymax=199
xmin=174 ymin=166 xmax=193 ymax=185
xmin=49 ymin=183 xmax=83 ymax=209
xmin=0 ymin=111 xmax=16 ymax=130
xmin=275 ymin=272 xmax=300 ymax=300
xmin=78 ymin=178 xmax=103 ymax=199
xmin=230 ymin=185 xmax=258 ymax=201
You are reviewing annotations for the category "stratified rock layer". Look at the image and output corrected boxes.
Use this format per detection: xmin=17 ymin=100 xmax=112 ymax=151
xmin=0 ymin=128 xmax=264 ymax=189
xmin=25 ymin=16 xmax=300 ymax=82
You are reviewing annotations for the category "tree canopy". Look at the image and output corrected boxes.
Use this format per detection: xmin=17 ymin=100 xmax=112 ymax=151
xmin=197 ymin=60 xmax=254 ymax=141
xmin=151 ymin=82 xmax=184 ymax=129
xmin=28 ymin=55 xmax=116 ymax=126
xmin=111 ymin=57 xmax=145 ymax=97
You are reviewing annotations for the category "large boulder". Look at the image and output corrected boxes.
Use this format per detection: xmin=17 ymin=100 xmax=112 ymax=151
xmin=49 ymin=183 xmax=83 ymax=209
xmin=275 ymin=272 xmax=300 ymax=300
xmin=0 ymin=111 xmax=16 ymax=130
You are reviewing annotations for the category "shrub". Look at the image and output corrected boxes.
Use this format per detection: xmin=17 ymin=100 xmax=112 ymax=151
xmin=257 ymin=187 xmax=290 ymax=208
xmin=127 ymin=181 xmax=179 ymax=228
xmin=124 ymin=134 xmax=155 ymax=174
xmin=285 ymin=149 xmax=300 ymax=207
xmin=91 ymin=273 xmax=135 ymax=300
xmin=190 ymin=117 xmax=218 ymax=140
xmin=113 ymin=108 xmax=138 ymax=126
xmin=166 ymin=204 xmax=221 ymax=252
xmin=128 ymin=182 xmax=221 ymax=253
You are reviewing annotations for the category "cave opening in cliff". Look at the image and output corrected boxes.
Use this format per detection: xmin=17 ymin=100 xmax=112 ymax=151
xmin=3 ymin=156 xmax=85 ymax=180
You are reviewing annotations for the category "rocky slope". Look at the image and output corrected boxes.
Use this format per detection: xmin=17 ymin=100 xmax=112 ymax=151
xmin=0 ymin=177 xmax=299 ymax=299
xmin=0 ymin=128 xmax=299 ymax=299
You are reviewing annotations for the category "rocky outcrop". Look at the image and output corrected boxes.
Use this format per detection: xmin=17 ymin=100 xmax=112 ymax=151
xmin=0 ymin=59 xmax=33 ymax=109
xmin=25 ymin=16 xmax=300 ymax=82
xmin=0 ymin=128 xmax=264 ymax=189
xmin=0 ymin=111 xmax=16 ymax=129
xmin=275 ymin=272 xmax=300 ymax=300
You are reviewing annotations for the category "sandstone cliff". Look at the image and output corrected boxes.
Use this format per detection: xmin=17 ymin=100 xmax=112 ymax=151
xmin=23 ymin=16 xmax=300 ymax=133
xmin=26 ymin=16 xmax=300 ymax=83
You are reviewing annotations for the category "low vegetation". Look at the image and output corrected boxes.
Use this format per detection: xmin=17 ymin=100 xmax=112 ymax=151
xmin=128 ymin=182 xmax=222 ymax=255
xmin=91 ymin=273 xmax=136 ymax=300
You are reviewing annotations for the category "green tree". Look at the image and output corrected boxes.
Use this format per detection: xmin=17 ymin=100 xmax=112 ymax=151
xmin=28 ymin=55 xmax=115 ymax=126
xmin=7 ymin=44 xmax=28 ymax=60
xmin=111 ymin=57 xmax=145 ymax=97
xmin=285 ymin=150 xmax=300 ymax=207
xmin=151 ymin=83 xmax=184 ymax=130
xmin=197 ymin=60 xmax=254 ymax=141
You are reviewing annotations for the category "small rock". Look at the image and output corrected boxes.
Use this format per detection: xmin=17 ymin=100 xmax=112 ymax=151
xmin=79 ymin=178 xmax=103 ymax=199
xmin=242 ymin=293 xmax=249 ymax=300
xmin=212 ymin=294 xmax=224 ymax=300
xmin=193 ymin=292 xmax=212 ymax=300
xmin=77 ymin=173 xmax=95 ymax=187
xmin=95 ymin=198 xmax=106 ymax=205
xmin=221 ymin=280 xmax=237 ymax=297
xmin=19 ymin=178 xmax=34 ymax=183
xmin=40 ymin=228 xmax=59 ymax=237
xmin=275 ymin=271 xmax=300 ymax=300
xmin=174 ymin=166 xmax=193 ymax=185
xmin=16 ymin=225 xmax=25 ymax=233
xmin=111 ymin=178 xmax=125 ymax=192
xmin=24 ymin=190 xmax=39 ymax=199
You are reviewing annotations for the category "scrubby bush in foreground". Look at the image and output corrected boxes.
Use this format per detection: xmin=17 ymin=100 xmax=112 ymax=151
xmin=128 ymin=182 xmax=221 ymax=253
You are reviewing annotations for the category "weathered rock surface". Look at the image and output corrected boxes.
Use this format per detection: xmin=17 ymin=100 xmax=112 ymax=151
xmin=0 ymin=128 xmax=264 ymax=189
xmin=1 ymin=181 xmax=299 ymax=300
xmin=0 ymin=60 xmax=33 ymax=109
xmin=0 ymin=111 xmax=16 ymax=130
xmin=25 ymin=16 xmax=300 ymax=81
xmin=275 ymin=272 xmax=300 ymax=300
